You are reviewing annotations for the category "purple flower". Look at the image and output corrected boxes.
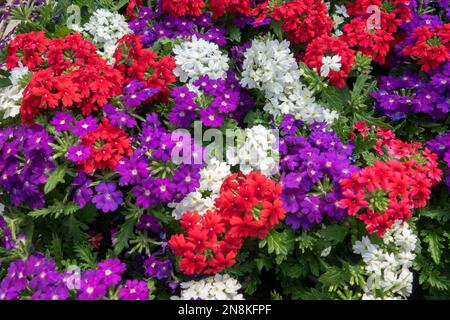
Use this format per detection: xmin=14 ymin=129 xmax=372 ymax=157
xmin=132 ymin=179 xmax=158 ymax=209
xmin=144 ymin=256 xmax=172 ymax=280
xmin=72 ymin=117 xmax=98 ymax=137
xmin=118 ymin=280 xmax=149 ymax=300
xmin=137 ymin=214 xmax=161 ymax=233
xmin=67 ymin=145 xmax=91 ymax=162
xmin=92 ymin=182 xmax=123 ymax=213
xmin=153 ymin=178 xmax=176 ymax=202
xmin=72 ymin=172 xmax=93 ymax=208
xmin=117 ymin=154 xmax=149 ymax=186
xmin=50 ymin=111 xmax=74 ymax=131
xmin=104 ymin=104 xmax=137 ymax=128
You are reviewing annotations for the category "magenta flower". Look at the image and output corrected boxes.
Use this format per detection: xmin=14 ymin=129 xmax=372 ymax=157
xmin=118 ymin=280 xmax=149 ymax=300
xmin=97 ymin=258 xmax=126 ymax=287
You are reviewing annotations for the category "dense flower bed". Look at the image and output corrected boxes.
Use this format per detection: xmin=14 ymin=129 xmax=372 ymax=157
xmin=0 ymin=0 xmax=449 ymax=300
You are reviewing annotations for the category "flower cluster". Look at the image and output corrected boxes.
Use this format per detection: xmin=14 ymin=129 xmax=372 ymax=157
xmin=169 ymin=74 xmax=240 ymax=128
xmin=240 ymin=38 xmax=337 ymax=123
xmin=427 ymin=132 xmax=450 ymax=188
xmin=6 ymin=32 xmax=123 ymax=123
xmin=279 ymin=117 xmax=359 ymax=230
xmin=0 ymin=125 xmax=54 ymax=209
xmin=403 ymin=24 xmax=450 ymax=72
xmin=0 ymin=65 xmax=29 ymax=119
xmin=354 ymin=221 xmax=417 ymax=300
xmin=340 ymin=127 xmax=442 ymax=236
xmin=67 ymin=117 xmax=133 ymax=174
xmin=169 ymin=158 xmax=231 ymax=220
xmin=0 ymin=255 xmax=70 ymax=300
xmin=304 ymin=35 xmax=356 ymax=88
xmin=172 ymin=274 xmax=244 ymax=300
xmin=169 ymin=172 xmax=285 ymax=275
xmin=271 ymin=0 xmax=334 ymax=45
xmin=226 ymin=125 xmax=279 ymax=177
xmin=173 ymin=36 xmax=229 ymax=83
xmin=117 ymin=114 xmax=203 ymax=208
xmin=81 ymin=8 xmax=131 ymax=61
xmin=372 ymin=63 xmax=450 ymax=120
xmin=161 ymin=0 xmax=205 ymax=18
xmin=114 ymin=35 xmax=176 ymax=103
xmin=130 ymin=10 xmax=226 ymax=47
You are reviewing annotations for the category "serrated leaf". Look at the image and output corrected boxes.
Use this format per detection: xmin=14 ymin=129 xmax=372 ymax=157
xmin=114 ymin=217 xmax=137 ymax=255
xmin=74 ymin=243 xmax=97 ymax=268
xmin=44 ymin=166 xmax=67 ymax=194
xmin=255 ymin=256 xmax=272 ymax=272
xmin=242 ymin=273 xmax=260 ymax=295
xmin=419 ymin=208 xmax=450 ymax=223
xmin=426 ymin=271 xmax=450 ymax=291
xmin=318 ymin=266 xmax=346 ymax=287
xmin=423 ymin=231 xmax=444 ymax=265
xmin=29 ymin=208 xmax=52 ymax=218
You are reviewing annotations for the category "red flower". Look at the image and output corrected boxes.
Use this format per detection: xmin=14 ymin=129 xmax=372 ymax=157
xmin=161 ymin=0 xmax=205 ymax=18
xmin=339 ymin=128 xmax=442 ymax=236
xmin=304 ymin=35 xmax=356 ymax=87
xmin=342 ymin=17 xmax=394 ymax=64
xmin=270 ymin=0 xmax=333 ymax=45
xmin=209 ymin=0 xmax=253 ymax=19
xmin=78 ymin=118 xmax=133 ymax=173
xmin=114 ymin=35 xmax=176 ymax=103
xmin=169 ymin=171 xmax=285 ymax=275
xmin=6 ymin=31 xmax=50 ymax=71
xmin=7 ymin=32 xmax=123 ymax=124
xmin=403 ymin=24 xmax=450 ymax=72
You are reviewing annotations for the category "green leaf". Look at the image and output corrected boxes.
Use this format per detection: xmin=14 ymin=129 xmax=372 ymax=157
xmin=74 ymin=243 xmax=97 ymax=268
xmin=114 ymin=217 xmax=137 ymax=255
xmin=242 ymin=273 xmax=260 ymax=295
xmin=270 ymin=20 xmax=283 ymax=40
xmin=227 ymin=24 xmax=241 ymax=43
xmin=418 ymin=208 xmax=450 ymax=223
xmin=0 ymin=78 xmax=12 ymax=88
xmin=44 ymin=166 xmax=67 ymax=194
xmin=423 ymin=231 xmax=444 ymax=265
xmin=318 ymin=224 xmax=349 ymax=245
xmin=29 ymin=208 xmax=52 ymax=218
xmin=255 ymin=255 xmax=272 ymax=272
xmin=318 ymin=266 xmax=347 ymax=287
xmin=426 ymin=271 xmax=450 ymax=291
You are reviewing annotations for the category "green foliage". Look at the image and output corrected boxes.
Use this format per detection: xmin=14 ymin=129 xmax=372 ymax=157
xmin=74 ymin=243 xmax=97 ymax=269
xmin=114 ymin=217 xmax=138 ymax=256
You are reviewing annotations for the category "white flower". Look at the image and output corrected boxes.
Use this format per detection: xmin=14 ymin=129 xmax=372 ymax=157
xmin=168 ymin=191 xmax=215 ymax=220
xmin=241 ymin=38 xmax=337 ymax=124
xmin=173 ymin=36 xmax=230 ymax=83
xmin=226 ymin=125 xmax=279 ymax=176
xmin=335 ymin=4 xmax=349 ymax=18
xmin=198 ymin=158 xmax=232 ymax=194
xmin=173 ymin=274 xmax=244 ymax=300
xmin=320 ymin=55 xmax=342 ymax=77
xmin=321 ymin=246 xmax=332 ymax=257
xmin=353 ymin=221 xmax=417 ymax=300
xmin=169 ymin=158 xmax=231 ymax=219
xmin=82 ymin=9 xmax=130 ymax=62
xmin=0 ymin=65 xmax=29 ymax=119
